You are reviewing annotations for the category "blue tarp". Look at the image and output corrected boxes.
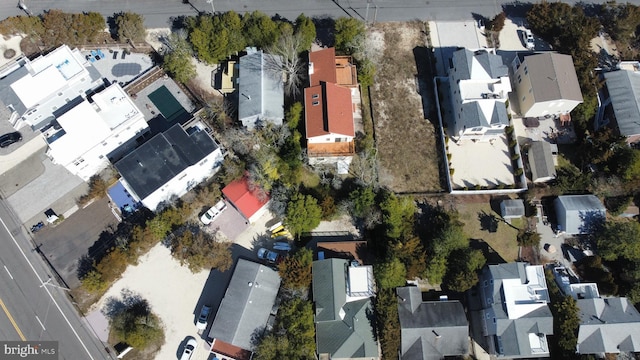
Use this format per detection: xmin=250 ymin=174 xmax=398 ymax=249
xmin=107 ymin=181 xmax=140 ymax=214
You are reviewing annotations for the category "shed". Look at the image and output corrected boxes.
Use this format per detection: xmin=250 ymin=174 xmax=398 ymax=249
xmin=500 ymin=199 xmax=525 ymax=219
xmin=554 ymin=195 xmax=606 ymax=235
xmin=528 ymin=141 xmax=556 ymax=183
xmin=222 ymin=177 xmax=270 ymax=224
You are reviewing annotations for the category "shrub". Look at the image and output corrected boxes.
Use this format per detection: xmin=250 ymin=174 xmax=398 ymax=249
xmin=446 ymin=153 xmax=452 ymax=160
xmin=511 ymin=153 xmax=520 ymax=161
xmin=78 ymin=175 xmax=108 ymax=206
xmin=505 ymin=125 xmax=514 ymax=135
xmin=509 ymin=140 xmax=517 ymax=148
xmin=449 ymin=168 xmax=455 ymax=175
xmin=81 ymin=270 xmax=107 ymax=293
xmin=474 ymin=184 xmax=481 ymax=190
xmin=514 ymin=168 xmax=524 ymax=177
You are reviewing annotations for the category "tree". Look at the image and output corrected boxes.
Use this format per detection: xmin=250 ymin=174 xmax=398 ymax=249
xmin=0 ymin=15 xmax=44 ymax=38
xmin=294 ymin=14 xmax=316 ymax=52
xmin=334 ymin=17 xmax=365 ymax=55
xmin=278 ymin=248 xmax=313 ymax=290
xmin=285 ymin=102 xmax=303 ymax=131
xmin=285 ymin=192 xmax=322 ymax=238
xmin=170 ymin=230 xmax=233 ymax=273
xmin=488 ymin=12 xmax=506 ymax=32
xmin=357 ymin=57 xmax=376 ymax=88
xmin=218 ymin=11 xmax=246 ymax=55
xmin=375 ymin=289 xmax=401 ymax=360
xmin=255 ymin=298 xmax=315 ymax=359
xmin=601 ymin=2 xmax=640 ymax=42
xmin=426 ymin=218 xmax=468 ymax=284
xmin=517 ymin=229 xmax=541 ymax=247
xmin=265 ymin=31 xmax=306 ymax=96
xmin=380 ymin=192 xmax=416 ymax=239
xmin=162 ymin=32 xmax=196 ymax=83
xmin=115 ymin=12 xmax=146 ymax=43
xmin=375 ymin=257 xmax=407 ymax=289
xmin=596 ymin=220 xmax=640 ymax=262
xmin=42 ymin=10 xmax=74 ymax=46
xmin=242 ymin=11 xmax=279 ymax=48
xmin=442 ymin=248 xmax=486 ymax=292
xmin=108 ymin=291 xmax=164 ymax=349
xmin=349 ymin=186 xmax=376 ymax=218
xmin=575 ymin=256 xmax=618 ymax=295
xmin=388 ymin=236 xmax=427 ymax=279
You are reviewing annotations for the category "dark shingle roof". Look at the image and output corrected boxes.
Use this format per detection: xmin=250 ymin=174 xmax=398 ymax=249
xmin=528 ymin=141 xmax=556 ymax=182
xmin=114 ymin=124 xmax=217 ymax=199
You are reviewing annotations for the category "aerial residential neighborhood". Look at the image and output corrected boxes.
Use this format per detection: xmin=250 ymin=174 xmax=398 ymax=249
xmin=2 ymin=2 xmax=640 ymax=360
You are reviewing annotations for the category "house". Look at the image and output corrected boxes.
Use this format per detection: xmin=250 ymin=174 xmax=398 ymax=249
xmin=312 ymin=258 xmax=379 ymax=360
xmin=554 ymin=195 xmax=606 ymax=235
xmin=305 ymin=47 xmax=358 ymax=173
xmin=552 ymin=266 xmax=640 ymax=355
xmin=222 ymin=177 xmax=270 ymax=224
xmin=0 ymin=44 xmax=104 ymax=130
xmin=500 ymin=199 xmax=525 ymax=219
xmin=396 ymin=286 xmax=469 ymax=360
xmin=528 ymin=141 xmax=556 ymax=183
xmin=114 ymin=122 xmax=223 ymax=211
xmin=208 ymin=258 xmax=281 ymax=357
xmin=511 ymin=52 xmax=583 ymax=118
xmin=45 ymin=83 xmax=149 ymax=180
xmin=447 ymin=48 xmax=512 ymax=141
xmin=237 ymin=48 xmax=284 ymax=129
xmin=598 ymin=63 xmax=640 ymax=145
xmin=476 ymin=263 xmax=553 ymax=358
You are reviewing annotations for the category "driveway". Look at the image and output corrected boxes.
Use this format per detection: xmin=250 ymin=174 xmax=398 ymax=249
xmin=208 ymin=204 xmax=249 ymax=242
xmin=430 ymin=20 xmax=487 ymax=76
xmin=35 ymin=197 xmax=120 ymax=288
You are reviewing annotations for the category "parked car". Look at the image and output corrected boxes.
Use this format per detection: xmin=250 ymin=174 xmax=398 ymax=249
xmin=180 ymin=338 xmax=198 ymax=360
xmin=200 ymin=199 xmax=227 ymax=225
xmin=272 ymin=241 xmax=292 ymax=252
xmin=257 ymin=248 xmax=282 ymax=264
xmin=524 ymin=29 xmax=535 ymax=50
xmin=196 ymin=305 xmax=211 ymax=331
xmin=0 ymin=132 xmax=22 ymax=148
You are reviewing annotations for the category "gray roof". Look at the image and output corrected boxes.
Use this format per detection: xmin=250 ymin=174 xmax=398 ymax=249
xmin=114 ymin=124 xmax=217 ymax=200
xmin=313 ymin=259 xmax=379 ymax=359
xmin=501 ymin=199 xmax=525 ymax=218
xmin=528 ymin=141 xmax=556 ymax=182
xmin=451 ymin=49 xmax=508 ymax=80
xmin=604 ymin=70 xmax=640 ymax=137
xmin=397 ymin=287 xmax=469 ymax=360
xmin=208 ymin=259 xmax=281 ymax=350
xmin=456 ymin=101 xmax=509 ymax=135
xmin=524 ymin=53 xmax=583 ymax=103
xmin=238 ymin=49 xmax=284 ymax=127
xmin=554 ymin=195 xmax=606 ymax=234
xmin=0 ymin=63 xmax=29 ymax=117
xmin=577 ymin=297 xmax=640 ymax=354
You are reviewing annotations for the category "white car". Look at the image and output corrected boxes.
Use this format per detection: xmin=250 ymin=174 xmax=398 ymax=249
xmin=196 ymin=305 xmax=211 ymax=331
xmin=524 ymin=29 xmax=535 ymax=50
xmin=180 ymin=338 xmax=198 ymax=360
xmin=200 ymin=200 xmax=227 ymax=225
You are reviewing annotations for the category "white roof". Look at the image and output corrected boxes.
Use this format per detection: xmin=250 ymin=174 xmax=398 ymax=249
xmin=92 ymin=84 xmax=142 ymax=129
xmin=503 ymin=265 xmax=550 ymax=319
xmin=348 ymin=266 xmax=370 ymax=293
xmin=10 ymin=45 xmax=88 ymax=109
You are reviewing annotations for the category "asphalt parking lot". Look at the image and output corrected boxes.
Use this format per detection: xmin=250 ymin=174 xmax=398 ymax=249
xmin=34 ymin=197 xmax=119 ymax=288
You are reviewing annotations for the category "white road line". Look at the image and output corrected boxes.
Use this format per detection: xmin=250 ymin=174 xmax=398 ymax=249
xmin=0 ymin=216 xmax=95 ymax=360
xmin=35 ymin=315 xmax=46 ymax=330
xmin=4 ymin=265 xmax=13 ymax=280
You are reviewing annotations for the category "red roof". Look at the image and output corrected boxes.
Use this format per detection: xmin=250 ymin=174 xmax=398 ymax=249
xmin=309 ymin=47 xmax=337 ymax=86
xmin=304 ymin=82 xmax=355 ymax=138
xmin=222 ymin=177 xmax=269 ymax=220
xmin=210 ymin=338 xmax=253 ymax=360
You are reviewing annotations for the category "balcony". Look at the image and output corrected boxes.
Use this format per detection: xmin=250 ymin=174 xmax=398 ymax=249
xmin=308 ymin=141 xmax=355 ymax=158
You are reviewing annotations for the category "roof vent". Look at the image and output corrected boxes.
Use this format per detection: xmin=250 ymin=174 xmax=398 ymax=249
xmin=248 ymin=281 xmax=253 ymax=287
xmin=241 ymin=93 xmax=251 ymax=100
xmin=432 ymin=330 xmax=441 ymax=338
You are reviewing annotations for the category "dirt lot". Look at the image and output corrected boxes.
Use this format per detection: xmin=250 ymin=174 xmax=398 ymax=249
xmin=369 ymin=21 xmax=443 ymax=193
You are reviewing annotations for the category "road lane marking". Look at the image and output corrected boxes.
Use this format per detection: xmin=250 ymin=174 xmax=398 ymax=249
xmin=4 ymin=265 xmax=13 ymax=279
xmin=0 ymin=216 xmax=95 ymax=360
xmin=35 ymin=315 xmax=46 ymax=330
xmin=0 ymin=297 xmax=26 ymax=341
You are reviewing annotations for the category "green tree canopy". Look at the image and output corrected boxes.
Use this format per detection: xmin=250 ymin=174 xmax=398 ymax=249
xmin=242 ymin=11 xmax=279 ymax=48
xmin=162 ymin=33 xmax=196 ymax=83
xmin=294 ymin=14 xmax=316 ymax=52
xmin=349 ymin=186 xmax=376 ymax=218
xmin=109 ymin=292 xmax=164 ymax=349
xmin=375 ymin=257 xmax=407 ymax=289
xmin=596 ymin=220 xmax=640 ymax=262
xmin=255 ymin=298 xmax=315 ymax=359
xmin=115 ymin=12 xmax=146 ymax=43
xmin=334 ymin=17 xmax=365 ymax=55
xmin=375 ymin=289 xmax=401 ymax=360
xmin=426 ymin=218 xmax=469 ymax=284
xmin=442 ymin=248 xmax=486 ymax=292
xmin=278 ymin=247 xmax=313 ymax=290
xmin=285 ymin=192 xmax=322 ymax=237
xmin=380 ymin=192 xmax=416 ymax=239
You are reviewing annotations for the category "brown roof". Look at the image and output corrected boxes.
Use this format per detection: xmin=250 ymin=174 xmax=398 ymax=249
xmin=308 ymin=141 xmax=355 ymax=157
xmin=335 ymin=55 xmax=358 ymax=87
xmin=526 ymin=53 xmax=583 ymax=103
xmin=211 ymin=339 xmax=253 ymax=360
xmin=309 ymin=48 xmax=337 ymax=86
xmin=304 ymin=82 xmax=355 ymax=138
xmin=316 ymin=240 xmax=372 ymax=265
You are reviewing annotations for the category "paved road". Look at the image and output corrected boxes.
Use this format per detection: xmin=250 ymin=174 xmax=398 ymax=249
xmin=3 ymin=0 xmax=639 ymax=28
xmin=0 ymin=200 xmax=110 ymax=360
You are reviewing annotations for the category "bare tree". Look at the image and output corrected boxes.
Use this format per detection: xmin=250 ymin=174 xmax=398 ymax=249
xmin=349 ymin=148 xmax=378 ymax=187
xmin=264 ymin=31 xmax=306 ymax=97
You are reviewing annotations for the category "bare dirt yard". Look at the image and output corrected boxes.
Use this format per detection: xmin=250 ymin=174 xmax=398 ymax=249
xmin=369 ymin=21 xmax=444 ymax=193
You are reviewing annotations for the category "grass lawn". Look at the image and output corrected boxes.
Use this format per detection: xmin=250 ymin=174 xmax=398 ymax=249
xmin=457 ymin=202 xmax=521 ymax=262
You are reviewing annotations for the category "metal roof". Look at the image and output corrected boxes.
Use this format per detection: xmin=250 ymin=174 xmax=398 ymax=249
xmin=604 ymin=69 xmax=640 ymax=137
xmin=238 ymin=49 xmax=284 ymax=127
xmin=528 ymin=141 xmax=556 ymax=182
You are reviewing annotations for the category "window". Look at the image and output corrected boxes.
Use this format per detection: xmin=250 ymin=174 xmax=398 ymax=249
xmin=312 ymin=93 xmax=319 ymax=99
xmin=336 ymin=138 xmax=342 ymax=142
xmin=522 ymin=96 xmax=526 ymax=102
xmin=524 ymin=67 xmax=528 ymax=75
xmin=493 ymin=318 xmax=497 ymax=324
xmin=529 ymin=87 xmax=533 ymax=93
xmin=312 ymin=101 xmax=319 ymax=106
xmin=517 ymin=75 xmax=522 ymax=83
xmin=483 ymin=280 xmax=488 ymax=287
